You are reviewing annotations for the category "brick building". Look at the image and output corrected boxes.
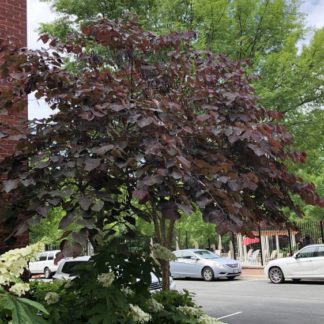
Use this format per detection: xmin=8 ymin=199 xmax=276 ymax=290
xmin=0 ymin=0 xmax=28 ymax=251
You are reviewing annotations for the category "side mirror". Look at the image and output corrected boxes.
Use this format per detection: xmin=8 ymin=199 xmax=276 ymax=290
xmin=190 ymin=256 xmax=199 ymax=261
xmin=294 ymin=253 xmax=300 ymax=259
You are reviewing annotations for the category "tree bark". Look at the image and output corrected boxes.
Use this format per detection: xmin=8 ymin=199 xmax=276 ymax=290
xmin=159 ymin=259 xmax=170 ymax=291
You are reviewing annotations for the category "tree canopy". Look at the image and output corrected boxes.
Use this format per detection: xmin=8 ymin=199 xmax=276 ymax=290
xmin=40 ymin=0 xmax=324 ymax=222
xmin=1 ymin=16 xmax=323 ymax=242
xmin=42 ymin=0 xmax=324 ymax=117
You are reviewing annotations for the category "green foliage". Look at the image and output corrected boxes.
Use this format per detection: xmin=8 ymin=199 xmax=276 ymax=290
xmin=41 ymin=0 xmax=157 ymax=30
xmin=42 ymin=0 xmax=324 ymax=118
xmin=29 ymin=279 xmax=217 ymax=324
xmin=176 ymin=209 xmax=216 ymax=249
xmin=151 ymin=290 xmax=199 ymax=324
xmin=29 ymin=281 xmax=78 ymax=324
xmin=291 ymin=168 xmax=324 ymax=221
xmin=29 ymin=208 xmax=64 ymax=245
xmin=28 ymin=240 xmax=220 ymax=324
xmin=0 ymin=288 xmax=48 ymax=324
xmin=154 ymin=289 xmax=195 ymax=308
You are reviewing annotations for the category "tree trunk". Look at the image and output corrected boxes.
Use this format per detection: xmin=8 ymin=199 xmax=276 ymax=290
xmin=159 ymin=259 xmax=170 ymax=291
xmin=152 ymin=207 xmax=176 ymax=290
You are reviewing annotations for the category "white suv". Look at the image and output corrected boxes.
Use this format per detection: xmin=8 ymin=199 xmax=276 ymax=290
xmin=29 ymin=250 xmax=61 ymax=279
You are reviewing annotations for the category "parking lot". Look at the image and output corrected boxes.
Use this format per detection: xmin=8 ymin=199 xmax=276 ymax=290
xmin=175 ymin=277 xmax=324 ymax=324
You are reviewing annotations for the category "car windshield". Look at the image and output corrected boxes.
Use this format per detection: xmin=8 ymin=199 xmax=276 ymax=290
xmin=193 ymin=250 xmax=220 ymax=259
xmin=62 ymin=261 xmax=89 ymax=275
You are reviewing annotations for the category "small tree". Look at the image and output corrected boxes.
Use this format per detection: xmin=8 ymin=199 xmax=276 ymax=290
xmin=0 ymin=16 xmax=323 ymax=289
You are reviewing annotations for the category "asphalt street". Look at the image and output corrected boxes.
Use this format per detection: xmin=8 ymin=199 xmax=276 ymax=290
xmin=175 ymin=277 xmax=324 ymax=324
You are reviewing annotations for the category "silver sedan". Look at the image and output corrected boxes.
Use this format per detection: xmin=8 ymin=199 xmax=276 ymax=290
xmin=170 ymin=249 xmax=241 ymax=281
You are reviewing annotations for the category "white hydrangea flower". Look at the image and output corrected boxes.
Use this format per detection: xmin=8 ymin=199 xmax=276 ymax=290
xmin=152 ymin=244 xmax=176 ymax=261
xmin=147 ymin=298 xmax=164 ymax=313
xmin=20 ymin=245 xmax=33 ymax=257
xmin=177 ymin=306 xmax=203 ymax=318
xmin=199 ymin=314 xmax=224 ymax=324
xmin=129 ymin=304 xmax=152 ymax=323
xmin=45 ymin=292 xmax=60 ymax=305
xmin=121 ymin=287 xmax=134 ymax=296
xmin=97 ymin=272 xmax=115 ymax=288
xmin=9 ymin=283 xmax=30 ymax=297
xmin=0 ymin=242 xmax=45 ymax=296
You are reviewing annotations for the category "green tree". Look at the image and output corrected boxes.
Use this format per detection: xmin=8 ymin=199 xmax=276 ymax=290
xmin=29 ymin=207 xmax=64 ymax=245
xmin=42 ymin=0 xmax=324 ymax=117
xmin=175 ymin=209 xmax=216 ymax=249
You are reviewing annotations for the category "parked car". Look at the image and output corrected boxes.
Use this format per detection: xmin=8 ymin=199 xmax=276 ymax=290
xmin=265 ymin=244 xmax=324 ymax=284
xmin=29 ymin=250 xmax=61 ymax=279
xmin=170 ymin=249 xmax=241 ymax=281
xmin=53 ymin=256 xmax=176 ymax=291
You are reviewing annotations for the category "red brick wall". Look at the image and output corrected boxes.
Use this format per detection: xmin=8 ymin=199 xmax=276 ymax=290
xmin=0 ymin=0 xmax=28 ymax=252
xmin=0 ymin=0 xmax=26 ymax=47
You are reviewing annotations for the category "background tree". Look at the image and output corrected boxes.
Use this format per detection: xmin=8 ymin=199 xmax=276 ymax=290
xmin=175 ymin=209 xmax=217 ymax=249
xmin=1 ymin=16 xmax=323 ymax=289
xmin=42 ymin=0 xmax=324 ymax=119
xmin=29 ymin=207 xmax=64 ymax=246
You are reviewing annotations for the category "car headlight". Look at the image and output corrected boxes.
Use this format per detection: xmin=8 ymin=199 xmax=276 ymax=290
xmin=214 ymin=263 xmax=227 ymax=270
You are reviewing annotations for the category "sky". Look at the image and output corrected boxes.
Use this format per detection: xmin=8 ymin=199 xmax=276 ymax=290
xmin=27 ymin=0 xmax=324 ymax=119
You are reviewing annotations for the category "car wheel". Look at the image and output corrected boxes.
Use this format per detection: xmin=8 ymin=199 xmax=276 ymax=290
xmin=44 ymin=267 xmax=52 ymax=279
xmin=269 ymin=266 xmax=285 ymax=284
xmin=202 ymin=267 xmax=214 ymax=281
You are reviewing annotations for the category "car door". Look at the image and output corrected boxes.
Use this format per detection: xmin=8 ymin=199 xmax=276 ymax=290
xmin=313 ymin=246 xmax=324 ymax=278
xmin=32 ymin=253 xmax=47 ymax=273
xmin=170 ymin=251 xmax=184 ymax=277
xmin=171 ymin=251 xmax=199 ymax=277
xmin=47 ymin=252 xmax=55 ymax=271
xmin=288 ymin=246 xmax=317 ymax=277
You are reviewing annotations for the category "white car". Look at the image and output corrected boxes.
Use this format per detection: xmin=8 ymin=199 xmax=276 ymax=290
xmin=265 ymin=244 xmax=324 ymax=283
xmin=53 ymin=256 xmax=176 ymax=291
xmin=29 ymin=250 xmax=61 ymax=279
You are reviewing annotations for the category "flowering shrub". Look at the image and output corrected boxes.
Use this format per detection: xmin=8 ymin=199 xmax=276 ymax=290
xmin=199 ymin=314 xmax=225 ymax=324
xmin=97 ymin=272 xmax=115 ymax=288
xmin=0 ymin=242 xmax=44 ymax=294
xmin=0 ymin=243 xmax=49 ymax=323
xmin=44 ymin=292 xmax=60 ymax=305
xmin=147 ymin=298 xmax=164 ymax=313
xmin=129 ymin=304 xmax=152 ymax=323
xmin=177 ymin=305 xmax=204 ymax=318
xmin=151 ymin=289 xmax=225 ymax=324
xmin=27 ymin=241 xmax=224 ymax=324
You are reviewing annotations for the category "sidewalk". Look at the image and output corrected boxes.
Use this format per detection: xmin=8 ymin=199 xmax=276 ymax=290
xmin=241 ymin=267 xmax=265 ymax=279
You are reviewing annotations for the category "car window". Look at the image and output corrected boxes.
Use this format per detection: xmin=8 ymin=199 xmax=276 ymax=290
xmin=61 ymin=261 xmax=89 ymax=275
xmin=194 ymin=250 xmax=219 ymax=259
xmin=314 ymin=246 xmax=324 ymax=257
xmin=297 ymin=246 xmax=316 ymax=258
xmin=39 ymin=254 xmax=47 ymax=261
xmin=181 ymin=252 xmax=195 ymax=259
xmin=47 ymin=253 xmax=54 ymax=260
